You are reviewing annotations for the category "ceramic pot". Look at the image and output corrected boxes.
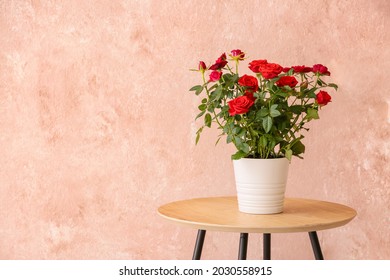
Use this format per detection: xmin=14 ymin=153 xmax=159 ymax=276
xmin=233 ymin=157 xmax=290 ymax=214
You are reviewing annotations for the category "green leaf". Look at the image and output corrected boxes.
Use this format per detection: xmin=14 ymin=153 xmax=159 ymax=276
xmin=307 ymin=108 xmax=319 ymax=120
xmin=285 ymin=149 xmax=293 ymax=161
xmin=221 ymin=105 xmax=229 ymax=114
xmin=223 ymin=125 xmax=230 ymax=134
xmin=291 ymin=140 xmax=305 ymax=155
xmin=204 ymin=113 xmax=212 ymax=127
xmin=195 ymin=126 xmax=203 ymax=144
xmin=275 ymin=91 xmax=288 ymax=98
xmin=269 ymin=138 xmax=277 ymax=150
xmin=237 ymin=128 xmax=247 ymax=137
xmin=201 ymin=98 xmax=207 ymax=104
xmin=262 ymin=116 xmax=273 ymax=133
xmin=290 ymin=105 xmax=304 ymax=114
xmin=234 ymin=136 xmax=243 ymax=148
xmin=231 ymin=150 xmax=247 ymax=160
xmin=198 ymin=104 xmax=207 ymax=111
xmin=211 ymin=85 xmax=223 ymax=101
xmin=189 ymin=85 xmax=202 ymax=91
xmin=222 ymin=73 xmax=237 ymax=87
xmin=232 ymin=126 xmax=242 ymax=134
xmin=195 ymin=110 xmax=205 ymax=120
xmin=328 ymin=83 xmax=338 ymax=90
xmin=195 ymin=132 xmax=200 ymax=144
xmin=208 ymin=83 xmax=218 ymax=91
xmin=223 ymin=73 xmax=239 ymax=86
xmin=207 ymin=103 xmax=215 ymax=112
xmin=259 ymin=135 xmax=267 ymax=147
xmin=278 ymin=120 xmax=288 ymax=131
xmin=270 ymin=104 xmax=281 ymax=117
xmin=241 ymin=143 xmax=250 ymax=154
xmin=256 ymin=108 xmax=269 ymax=119
xmin=189 ymin=85 xmax=204 ymax=95
xmin=226 ymin=134 xmax=233 ymax=144
xmin=306 ymin=87 xmax=317 ymax=98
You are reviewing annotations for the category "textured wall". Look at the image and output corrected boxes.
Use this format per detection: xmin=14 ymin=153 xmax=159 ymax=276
xmin=0 ymin=0 xmax=389 ymax=259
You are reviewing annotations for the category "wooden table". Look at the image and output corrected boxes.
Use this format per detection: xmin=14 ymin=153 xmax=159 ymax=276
xmin=158 ymin=196 xmax=357 ymax=260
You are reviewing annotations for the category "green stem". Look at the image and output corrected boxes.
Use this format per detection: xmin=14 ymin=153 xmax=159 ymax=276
xmin=201 ymin=73 xmax=211 ymax=98
xmin=201 ymin=72 xmax=226 ymax=136
xmin=226 ymin=64 xmax=236 ymax=75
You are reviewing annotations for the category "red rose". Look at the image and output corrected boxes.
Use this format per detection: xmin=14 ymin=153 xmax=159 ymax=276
xmin=230 ymin=49 xmax=245 ymax=60
xmin=238 ymin=74 xmax=259 ymax=92
xmin=276 ymin=76 xmax=298 ymax=88
xmin=291 ymin=65 xmax=312 ymax=73
xmin=248 ymin=59 xmax=268 ymax=73
xmin=312 ymin=64 xmax=330 ymax=76
xmin=257 ymin=62 xmax=283 ymax=79
xmin=244 ymin=91 xmax=256 ymax=102
xmin=209 ymin=70 xmax=222 ymax=82
xmin=228 ymin=95 xmax=255 ymax=116
xmin=209 ymin=53 xmax=228 ymax=70
xmin=316 ymin=90 xmax=331 ymax=106
xmin=198 ymin=61 xmax=207 ymax=71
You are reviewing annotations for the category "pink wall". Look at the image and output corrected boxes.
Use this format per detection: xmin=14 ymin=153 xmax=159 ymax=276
xmin=0 ymin=0 xmax=389 ymax=259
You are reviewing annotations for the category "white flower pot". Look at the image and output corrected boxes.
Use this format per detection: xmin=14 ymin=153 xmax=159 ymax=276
xmin=233 ymin=157 xmax=290 ymax=214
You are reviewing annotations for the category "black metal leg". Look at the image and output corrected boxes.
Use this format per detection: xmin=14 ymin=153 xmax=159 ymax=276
xmin=309 ymin=231 xmax=324 ymax=260
xmin=263 ymin=233 xmax=271 ymax=260
xmin=192 ymin=230 xmax=206 ymax=260
xmin=238 ymin=233 xmax=248 ymax=260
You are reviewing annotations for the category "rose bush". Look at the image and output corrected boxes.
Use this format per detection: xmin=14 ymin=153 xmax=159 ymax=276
xmin=190 ymin=50 xmax=338 ymax=160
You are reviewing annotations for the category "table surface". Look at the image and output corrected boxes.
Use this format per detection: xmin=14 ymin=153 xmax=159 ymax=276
xmin=157 ymin=196 xmax=357 ymax=233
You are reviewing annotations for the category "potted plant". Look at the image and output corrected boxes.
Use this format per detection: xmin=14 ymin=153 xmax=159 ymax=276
xmin=190 ymin=49 xmax=338 ymax=214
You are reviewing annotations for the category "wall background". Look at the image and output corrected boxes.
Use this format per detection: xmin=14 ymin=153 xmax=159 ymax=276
xmin=0 ymin=0 xmax=389 ymax=259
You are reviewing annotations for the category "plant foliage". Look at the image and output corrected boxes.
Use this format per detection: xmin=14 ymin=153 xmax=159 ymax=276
xmin=190 ymin=50 xmax=338 ymax=160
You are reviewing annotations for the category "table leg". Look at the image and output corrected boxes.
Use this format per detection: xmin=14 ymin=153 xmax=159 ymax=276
xmin=308 ymin=231 xmax=324 ymax=260
xmin=192 ymin=229 xmax=206 ymax=260
xmin=238 ymin=233 xmax=248 ymax=260
xmin=263 ymin=233 xmax=271 ymax=260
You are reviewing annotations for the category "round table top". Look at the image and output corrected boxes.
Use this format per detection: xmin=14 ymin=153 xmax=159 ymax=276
xmin=157 ymin=196 xmax=357 ymax=233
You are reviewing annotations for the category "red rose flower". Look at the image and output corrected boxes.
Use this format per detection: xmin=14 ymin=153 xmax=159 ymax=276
xmin=256 ymin=62 xmax=283 ymax=79
xmin=248 ymin=59 xmax=268 ymax=73
xmin=209 ymin=70 xmax=222 ymax=82
xmin=316 ymin=90 xmax=331 ymax=106
xmin=228 ymin=95 xmax=255 ymax=116
xmin=209 ymin=53 xmax=228 ymax=70
xmin=230 ymin=49 xmax=245 ymax=60
xmin=244 ymin=91 xmax=256 ymax=102
xmin=198 ymin=61 xmax=207 ymax=72
xmin=238 ymin=74 xmax=259 ymax=92
xmin=276 ymin=76 xmax=298 ymax=88
xmin=291 ymin=65 xmax=312 ymax=73
xmin=312 ymin=64 xmax=330 ymax=76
